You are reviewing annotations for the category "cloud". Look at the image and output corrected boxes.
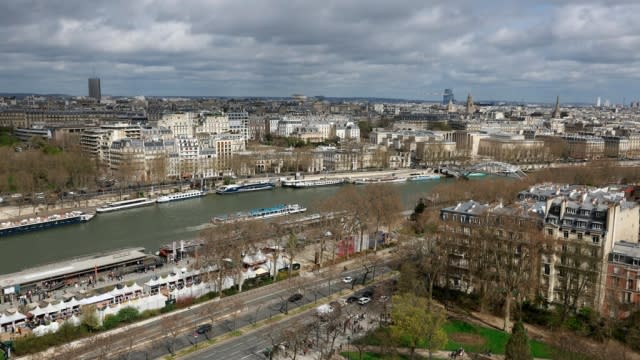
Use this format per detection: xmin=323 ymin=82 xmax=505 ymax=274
xmin=0 ymin=0 xmax=638 ymax=102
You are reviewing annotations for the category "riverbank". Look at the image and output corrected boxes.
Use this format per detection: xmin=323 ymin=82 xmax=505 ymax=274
xmin=0 ymin=169 xmax=421 ymax=223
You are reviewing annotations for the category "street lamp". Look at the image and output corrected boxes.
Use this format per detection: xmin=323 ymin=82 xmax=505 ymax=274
xmin=346 ymin=336 xmax=351 ymax=359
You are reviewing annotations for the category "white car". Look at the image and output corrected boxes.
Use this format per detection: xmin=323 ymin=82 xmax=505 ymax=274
xmin=342 ymin=276 xmax=353 ymax=283
xmin=357 ymin=297 xmax=371 ymax=305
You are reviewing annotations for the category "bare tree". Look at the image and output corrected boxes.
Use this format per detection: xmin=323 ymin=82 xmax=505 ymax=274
xmin=160 ymin=314 xmax=183 ymax=355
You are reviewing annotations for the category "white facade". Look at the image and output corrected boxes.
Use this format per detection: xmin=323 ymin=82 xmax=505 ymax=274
xmin=158 ymin=112 xmax=198 ymax=137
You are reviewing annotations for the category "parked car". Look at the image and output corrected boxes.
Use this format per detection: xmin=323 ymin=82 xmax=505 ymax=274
xmin=346 ymin=296 xmax=359 ymax=304
xmin=342 ymin=276 xmax=353 ymax=283
xmin=358 ymin=297 xmax=371 ymax=305
xmin=288 ymin=293 xmax=303 ymax=302
xmin=194 ymin=323 xmax=212 ymax=337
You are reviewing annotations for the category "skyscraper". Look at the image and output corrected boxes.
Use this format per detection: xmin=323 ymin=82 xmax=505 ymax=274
xmin=596 ymin=97 xmax=601 ymax=107
xmin=88 ymin=77 xmax=101 ymax=101
xmin=442 ymin=88 xmax=454 ymax=105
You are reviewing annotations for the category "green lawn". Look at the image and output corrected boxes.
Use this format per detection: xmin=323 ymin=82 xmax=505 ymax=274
xmin=355 ymin=320 xmax=553 ymax=359
xmin=443 ymin=320 xmax=552 ymax=358
xmin=340 ymin=352 xmax=446 ymax=360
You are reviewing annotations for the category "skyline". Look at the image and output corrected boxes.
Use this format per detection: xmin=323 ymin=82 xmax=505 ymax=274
xmin=1 ymin=1 xmax=639 ymax=103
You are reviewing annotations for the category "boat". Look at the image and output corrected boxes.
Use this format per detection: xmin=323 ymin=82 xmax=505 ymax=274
xmin=0 ymin=211 xmax=94 ymax=237
xmin=96 ymin=198 xmax=156 ymax=213
xmin=407 ymin=172 xmax=441 ymax=181
xmin=212 ymin=204 xmax=307 ymax=223
xmin=465 ymin=172 xmax=487 ymax=178
xmin=352 ymin=176 xmax=407 ymax=185
xmin=157 ymin=190 xmax=206 ymax=203
xmin=281 ymin=178 xmax=346 ymax=188
xmin=215 ymin=181 xmax=275 ymax=194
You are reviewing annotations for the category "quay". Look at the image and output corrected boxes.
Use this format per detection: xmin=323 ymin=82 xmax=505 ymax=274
xmin=0 ymin=247 xmax=160 ymax=306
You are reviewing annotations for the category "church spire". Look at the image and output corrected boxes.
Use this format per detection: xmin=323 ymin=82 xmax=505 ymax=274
xmin=552 ymin=96 xmax=561 ymax=118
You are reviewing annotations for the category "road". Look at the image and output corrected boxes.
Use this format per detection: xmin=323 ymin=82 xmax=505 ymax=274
xmin=181 ymin=278 xmax=388 ymax=360
xmin=67 ymin=264 xmax=391 ymax=360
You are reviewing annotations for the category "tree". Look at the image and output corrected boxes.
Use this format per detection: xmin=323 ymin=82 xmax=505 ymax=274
xmin=389 ymin=293 xmax=447 ymax=360
xmin=505 ymin=321 xmax=532 ymax=360
xmin=80 ymin=304 xmax=100 ymax=332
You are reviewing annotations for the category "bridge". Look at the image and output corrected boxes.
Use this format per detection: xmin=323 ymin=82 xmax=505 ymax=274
xmin=439 ymin=161 xmax=527 ymax=179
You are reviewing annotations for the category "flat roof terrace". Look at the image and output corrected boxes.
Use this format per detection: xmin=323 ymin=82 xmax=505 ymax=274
xmin=0 ymin=247 xmax=147 ymax=291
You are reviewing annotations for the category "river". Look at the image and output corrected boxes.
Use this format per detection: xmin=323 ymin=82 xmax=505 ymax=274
xmin=0 ymin=179 xmax=456 ymax=274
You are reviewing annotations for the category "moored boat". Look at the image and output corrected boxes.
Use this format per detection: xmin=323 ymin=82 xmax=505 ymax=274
xmin=212 ymin=203 xmax=307 ymax=223
xmin=157 ymin=190 xmax=206 ymax=203
xmin=96 ymin=198 xmax=156 ymax=213
xmin=215 ymin=181 xmax=275 ymax=194
xmin=407 ymin=172 xmax=441 ymax=181
xmin=0 ymin=211 xmax=94 ymax=237
xmin=352 ymin=176 xmax=407 ymax=185
xmin=281 ymin=178 xmax=346 ymax=188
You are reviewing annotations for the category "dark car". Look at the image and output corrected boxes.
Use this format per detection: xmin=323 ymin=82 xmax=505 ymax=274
xmin=194 ymin=323 xmax=212 ymax=336
xmin=346 ymin=296 xmax=359 ymax=304
xmin=288 ymin=293 xmax=303 ymax=302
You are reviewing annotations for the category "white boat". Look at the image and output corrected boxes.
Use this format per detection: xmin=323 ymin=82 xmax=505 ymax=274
xmin=157 ymin=190 xmax=205 ymax=203
xmin=212 ymin=204 xmax=307 ymax=223
xmin=96 ymin=198 xmax=156 ymax=213
xmin=352 ymin=176 xmax=407 ymax=185
xmin=281 ymin=178 xmax=346 ymax=188
xmin=407 ymin=172 xmax=441 ymax=181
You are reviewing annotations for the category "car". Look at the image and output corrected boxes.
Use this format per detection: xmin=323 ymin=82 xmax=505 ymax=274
xmin=346 ymin=296 xmax=359 ymax=304
xmin=361 ymin=289 xmax=374 ymax=298
xmin=288 ymin=293 xmax=303 ymax=302
xmin=194 ymin=323 xmax=212 ymax=335
xmin=342 ymin=276 xmax=353 ymax=283
xmin=379 ymin=295 xmax=389 ymax=302
xmin=358 ymin=297 xmax=371 ymax=305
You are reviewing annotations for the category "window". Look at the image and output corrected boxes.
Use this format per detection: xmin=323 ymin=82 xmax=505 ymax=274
xmin=562 ymin=244 xmax=568 ymax=252
xmin=592 ymin=223 xmax=603 ymax=230
xmin=566 ymin=207 xmax=577 ymax=214
xmin=577 ymin=233 xmax=583 ymax=240
xmin=592 ymin=236 xmax=600 ymax=244
xmin=544 ymin=264 xmax=550 ymax=275
xmin=564 ymin=231 xmax=569 ymax=239
xmin=547 ymin=228 xmax=554 ymax=236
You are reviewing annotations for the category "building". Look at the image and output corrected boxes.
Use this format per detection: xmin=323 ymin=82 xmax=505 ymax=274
xmin=88 ymin=78 xmax=101 ymax=101
xmin=477 ymin=133 xmax=547 ymax=163
xmin=541 ymin=186 xmax=639 ymax=310
xmin=227 ymin=111 xmax=249 ymax=143
xmin=561 ymin=135 xmax=605 ymax=159
xmin=605 ymin=241 xmax=640 ymax=317
xmin=443 ymin=89 xmax=455 ymax=105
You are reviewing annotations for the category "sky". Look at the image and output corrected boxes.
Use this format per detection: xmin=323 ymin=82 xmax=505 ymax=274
xmin=0 ymin=0 xmax=639 ymax=103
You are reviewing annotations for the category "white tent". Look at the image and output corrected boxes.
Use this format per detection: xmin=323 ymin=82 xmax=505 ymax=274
xmin=0 ymin=311 xmax=26 ymax=326
xmin=78 ymin=293 xmax=114 ymax=306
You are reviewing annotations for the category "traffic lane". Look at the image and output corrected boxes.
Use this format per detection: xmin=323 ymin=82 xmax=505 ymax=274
xmin=85 ymin=266 xmax=390 ymax=359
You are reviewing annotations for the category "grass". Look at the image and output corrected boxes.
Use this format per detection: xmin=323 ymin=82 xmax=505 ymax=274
xmin=356 ymin=320 xmax=553 ymax=359
xmin=341 ymin=352 xmax=448 ymax=360
xmin=443 ymin=320 xmax=552 ymax=358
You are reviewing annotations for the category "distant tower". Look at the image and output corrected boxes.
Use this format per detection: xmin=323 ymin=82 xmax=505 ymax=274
xmin=88 ymin=77 xmax=101 ymax=101
xmin=442 ymin=88 xmax=455 ymax=105
xmin=551 ymin=96 xmax=561 ymax=118
xmin=596 ymin=97 xmax=601 ymax=107
xmin=465 ymin=93 xmax=476 ymax=114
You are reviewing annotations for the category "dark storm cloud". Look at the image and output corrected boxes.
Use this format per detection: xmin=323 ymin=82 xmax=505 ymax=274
xmin=0 ymin=0 xmax=638 ymax=102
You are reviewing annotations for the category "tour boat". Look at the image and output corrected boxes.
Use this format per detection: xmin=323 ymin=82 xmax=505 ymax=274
xmin=212 ymin=204 xmax=307 ymax=223
xmin=96 ymin=198 xmax=156 ymax=213
xmin=215 ymin=181 xmax=275 ymax=194
xmin=157 ymin=190 xmax=206 ymax=203
xmin=281 ymin=178 xmax=346 ymax=188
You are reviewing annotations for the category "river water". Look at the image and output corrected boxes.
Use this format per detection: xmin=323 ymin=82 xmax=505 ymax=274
xmin=0 ymin=180 xmax=457 ymax=274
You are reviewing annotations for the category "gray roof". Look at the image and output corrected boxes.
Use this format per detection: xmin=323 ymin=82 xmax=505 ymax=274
xmin=612 ymin=241 xmax=640 ymax=259
xmin=0 ymin=247 xmax=147 ymax=290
